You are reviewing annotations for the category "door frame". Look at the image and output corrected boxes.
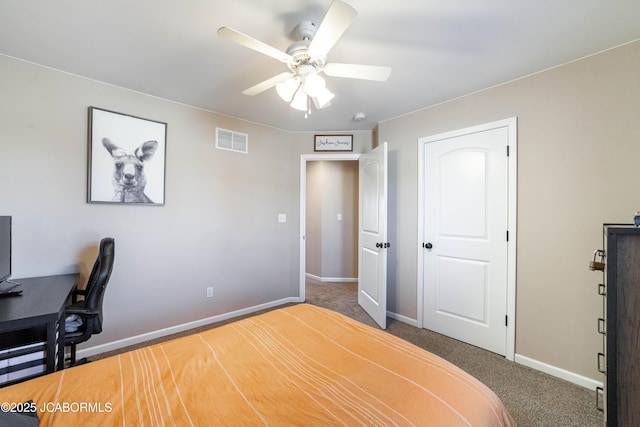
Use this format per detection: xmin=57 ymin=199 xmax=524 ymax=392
xmin=299 ymin=153 xmax=361 ymax=301
xmin=416 ymin=117 xmax=517 ymax=361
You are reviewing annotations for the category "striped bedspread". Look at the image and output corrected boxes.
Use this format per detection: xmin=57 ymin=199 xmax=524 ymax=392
xmin=0 ymin=304 xmax=515 ymax=426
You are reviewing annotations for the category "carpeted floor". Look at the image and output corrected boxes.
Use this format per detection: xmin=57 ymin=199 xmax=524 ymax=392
xmin=304 ymin=279 xmax=604 ymax=427
xmin=93 ymin=278 xmax=604 ymax=426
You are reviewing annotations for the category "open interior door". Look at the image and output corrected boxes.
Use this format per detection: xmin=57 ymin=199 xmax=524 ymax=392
xmin=358 ymin=142 xmax=388 ymax=329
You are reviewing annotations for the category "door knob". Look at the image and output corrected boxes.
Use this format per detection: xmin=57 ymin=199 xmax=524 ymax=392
xmin=424 ymin=242 xmax=433 ymax=249
xmin=376 ymin=242 xmax=382 ymax=248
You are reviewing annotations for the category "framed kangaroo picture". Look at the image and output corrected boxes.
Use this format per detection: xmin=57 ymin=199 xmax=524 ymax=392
xmin=87 ymin=107 xmax=167 ymax=205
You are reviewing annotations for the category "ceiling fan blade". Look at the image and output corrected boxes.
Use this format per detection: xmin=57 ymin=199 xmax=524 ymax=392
xmin=308 ymin=0 xmax=357 ymax=59
xmin=324 ymin=63 xmax=392 ymax=81
xmin=218 ymin=26 xmax=293 ymax=63
xmin=242 ymin=72 xmax=293 ymax=96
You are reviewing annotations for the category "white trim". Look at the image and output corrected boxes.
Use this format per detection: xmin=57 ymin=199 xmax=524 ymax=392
xmin=515 ymin=353 xmax=603 ymax=391
xmin=76 ymin=296 xmax=602 ymax=393
xmin=417 ymin=117 xmax=517 ymax=361
xmin=299 ymin=153 xmax=361 ymax=302
xmin=505 ymin=117 xmax=518 ymax=361
xmin=305 ymin=273 xmax=357 ymax=283
xmin=387 ymin=311 xmax=420 ymax=328
xmin=76 ymin=297 xmax=300 ymax=359
xmin=416 ymin=139 xmax=426 ymax=330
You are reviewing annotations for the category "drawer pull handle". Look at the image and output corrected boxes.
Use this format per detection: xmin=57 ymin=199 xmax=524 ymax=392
xmin=595 ymin=386 xmax=604 ymax=412
xmin=598 ymin=318 xmax=606 ymax=335
xmin=597 ymin=352 xmax=606 ymax=374
xmin=598 ymin=283 xmax=606 ymax=296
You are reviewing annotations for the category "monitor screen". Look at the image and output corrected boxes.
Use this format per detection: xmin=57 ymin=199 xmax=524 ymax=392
xmin=0 ymin=216 xmax=11 ymax=283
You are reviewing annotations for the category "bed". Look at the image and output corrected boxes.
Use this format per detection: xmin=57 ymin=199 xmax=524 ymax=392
xmin=0 ymin=304 xmax=515 ymax=426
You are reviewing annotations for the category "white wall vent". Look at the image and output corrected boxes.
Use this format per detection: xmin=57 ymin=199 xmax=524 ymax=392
xmin=216 ymin=128 xmax=248 ymax=154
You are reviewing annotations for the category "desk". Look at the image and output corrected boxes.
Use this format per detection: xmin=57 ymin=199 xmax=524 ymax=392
xmin=0 ymin=274 xmax=78 ymax=383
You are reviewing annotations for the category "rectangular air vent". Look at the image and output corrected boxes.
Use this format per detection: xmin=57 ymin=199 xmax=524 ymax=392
xmin=216 ymin=127 xmax=248 ymax=154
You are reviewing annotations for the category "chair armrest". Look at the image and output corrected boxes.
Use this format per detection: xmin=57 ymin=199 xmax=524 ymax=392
xmin=65 ymin=307 xmax=99 ymax=317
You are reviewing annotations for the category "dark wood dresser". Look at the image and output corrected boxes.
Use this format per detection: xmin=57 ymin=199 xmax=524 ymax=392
xmin=596 ymin=225 xmax=640 ymax=426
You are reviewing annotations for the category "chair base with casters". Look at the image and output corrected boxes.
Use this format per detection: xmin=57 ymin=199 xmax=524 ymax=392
xmin=65 ymin=304 xmax=99 ymax=366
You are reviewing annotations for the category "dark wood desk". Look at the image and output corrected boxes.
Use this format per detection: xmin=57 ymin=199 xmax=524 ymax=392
xmin=0 ymin=274 xmax=78 ymax=383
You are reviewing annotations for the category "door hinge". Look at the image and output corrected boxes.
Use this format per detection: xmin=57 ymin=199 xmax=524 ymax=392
xmin=506 ymin=145 xmax=510 ymax=156
xmin=505 ymin=315 xmax=508 ymax=326
xmin=506 ymin=230 xmax=509 ymax=241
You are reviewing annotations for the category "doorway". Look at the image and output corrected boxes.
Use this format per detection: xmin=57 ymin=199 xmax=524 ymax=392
xmin=305 ymin=160 xmax=358 ymax=282
xmin=299 ymin=144 xmax=389 ymax=329
xmin=299 ymin=153 xmax=360 ymax=302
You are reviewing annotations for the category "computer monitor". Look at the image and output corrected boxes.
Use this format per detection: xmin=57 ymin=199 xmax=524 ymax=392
xmin=0 ymin=216 xmax=11 ymax=284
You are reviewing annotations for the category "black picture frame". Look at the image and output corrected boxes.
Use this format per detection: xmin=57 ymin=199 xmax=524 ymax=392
xmin=87 ymin=107 xmax=167 ymax=205
xmin=314 ymin=134 xmax=353 ymax=152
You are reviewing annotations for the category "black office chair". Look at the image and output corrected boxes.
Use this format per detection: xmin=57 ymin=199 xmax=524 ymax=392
xmin=64 ymin=237 xmax=115 ymax=366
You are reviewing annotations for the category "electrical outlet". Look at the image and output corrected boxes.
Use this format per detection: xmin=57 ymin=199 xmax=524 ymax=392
xmin=206 ymin=287 xmax=213 ymax=298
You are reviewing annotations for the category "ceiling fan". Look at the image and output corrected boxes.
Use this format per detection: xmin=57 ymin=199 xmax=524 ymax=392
xmin=217 ymin=0 xmax=391 ymax=116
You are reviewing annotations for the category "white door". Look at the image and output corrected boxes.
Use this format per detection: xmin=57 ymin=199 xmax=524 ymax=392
xmin=421 ymin=123 xmax=512 ymax=355
xmin=358 ymin=143 xmax=388 ymax=329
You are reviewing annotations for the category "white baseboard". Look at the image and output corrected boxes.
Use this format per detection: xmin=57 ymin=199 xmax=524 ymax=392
xmin=383 ymin=315 xmax=604 ymax=391
xmin=387 ymin=310 xmax=420 ymax=328
xmin=514 ymin=353 xmax=603 ymax=391
xmin=79 ymin=300 xmax=603 ymax=394
xmin=305 ymin=273 xmax=357 ymax=283
xmin=77 ymin=297 xmax=299 ymax=359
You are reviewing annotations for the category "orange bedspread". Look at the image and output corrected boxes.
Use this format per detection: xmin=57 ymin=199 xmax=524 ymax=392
xmin=0 ymin=304 xmax=515 ymax=426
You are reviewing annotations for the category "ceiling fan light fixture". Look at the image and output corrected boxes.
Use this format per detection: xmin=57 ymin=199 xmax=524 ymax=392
xmin=302 ymin=73 xmax=326 ymax=97
xmin=312 ymin=86 xmax=335 ymax=109
xmin=219 ymin=0 xmax=393 ymax=119
xmin=312 ymin=97 xmax=332 ymax=110
xmin=276 ymin=77 xmax=300 ymax=102
xmin=290 ymin=88 xmax=308 ymax=111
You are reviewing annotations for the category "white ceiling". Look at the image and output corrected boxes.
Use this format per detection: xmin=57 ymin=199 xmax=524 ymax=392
xmin=1 ymin=0 xmax=638 ymax=132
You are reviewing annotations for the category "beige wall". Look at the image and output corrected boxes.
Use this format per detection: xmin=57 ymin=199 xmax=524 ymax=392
xmin=2 ymin=38 xmax=638 ymax=384
xmin=0 ymin=54 xmax=303 ymax=350
xmin=378 ymin=40 xmax=640 ymax=381
xmin=305 ymin=161 xmax=323 ymax=276
xmin=305 ymin=161 xmax=358 ymax=279
xmin=0 ymin=53 xmax=373 ymax=355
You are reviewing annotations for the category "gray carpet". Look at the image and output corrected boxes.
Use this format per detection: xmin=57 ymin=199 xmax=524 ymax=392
xmin=304 ymin=279 xmax=604 ymax=427
xmin=93 ymin=279 xmax=604 ymax=426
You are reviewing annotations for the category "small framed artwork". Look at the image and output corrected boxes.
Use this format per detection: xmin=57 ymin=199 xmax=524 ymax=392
xmin=87 ymin=107 xmax=167 ymax=205
xmin=314 ymin=134 xmax=353 ymax=152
